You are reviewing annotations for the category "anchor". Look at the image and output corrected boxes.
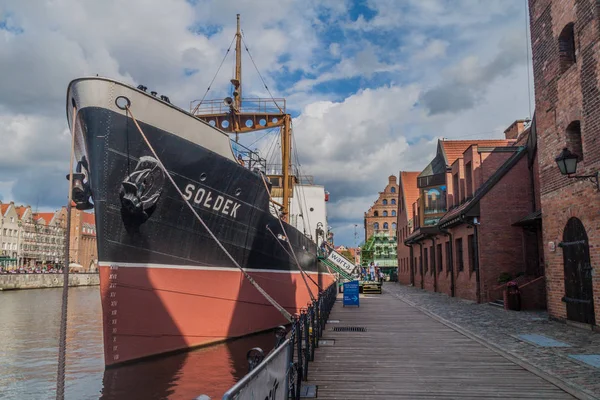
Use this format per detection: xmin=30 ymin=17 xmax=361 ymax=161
xmin=66 ymin=156 xmax=93 ymax=210
xmin=119 ymin=156 xmax=165 ymax=230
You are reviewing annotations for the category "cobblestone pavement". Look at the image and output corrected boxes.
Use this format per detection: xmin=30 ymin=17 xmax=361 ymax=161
xmin=384 ymin=283 xmax=600 ymax=399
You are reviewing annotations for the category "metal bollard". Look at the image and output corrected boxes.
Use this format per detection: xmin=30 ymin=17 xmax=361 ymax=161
xmin=274 ymin=325 xmax=287 ymax=348
xmin=246 ymin=347 xmax=264 ymax=373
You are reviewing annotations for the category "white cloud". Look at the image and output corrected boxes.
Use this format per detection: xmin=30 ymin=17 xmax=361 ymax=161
xmin=0 ymin=0 xmax=534 ymax=246
xmin=414 ymin=39 xmax=449 ymax=61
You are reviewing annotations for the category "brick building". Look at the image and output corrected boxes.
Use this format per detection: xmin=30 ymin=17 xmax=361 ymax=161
xmin=364 ymin=175 xmax=399 ymax=239
xmin=403 ymin=134 xmax=543 ymax=306
xmin=529 ymin=0 xmax=600 ymax=326
xmin=396 ymin=171 xmax=420 ymax=285
xmin=68 ymin=208 xmax=98 ymax=271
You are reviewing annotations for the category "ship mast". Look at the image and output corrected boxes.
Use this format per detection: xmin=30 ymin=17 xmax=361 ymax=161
xmin=191 ymin=14 xmax=293 ymax=222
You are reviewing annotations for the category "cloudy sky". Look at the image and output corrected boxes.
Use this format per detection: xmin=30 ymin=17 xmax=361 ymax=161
xmin=0 ymin=0 xmax=533 ymax=246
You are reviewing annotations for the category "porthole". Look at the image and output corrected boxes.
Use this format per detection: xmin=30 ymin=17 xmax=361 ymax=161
xmin=200 ymin=173 xmax=207 ymax=182
xmin=310 ymin=207 xmax=314 ymax=212
xmin=208 ymin=120 xmax=216 ymax=127
xmin=235 ymin=188 xmax=242 ymax=196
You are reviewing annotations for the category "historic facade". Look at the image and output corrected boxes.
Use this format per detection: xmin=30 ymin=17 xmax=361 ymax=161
xmin=396 ymin=171 xmax=420 ymax=285
xmin=21 ymin=208 xmax=67 ymax=268
xmin=529 ymin=0 xmax=600 ymax=326
xmin=364 ymin=175 xmax=399 ymax=239
xmin=69 ymin=209 xmax=98 ymax=271
xmin=0 ymin=202 xmax=21 ymax=268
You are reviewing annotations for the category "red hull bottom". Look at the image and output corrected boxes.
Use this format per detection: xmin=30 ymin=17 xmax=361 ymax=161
xmin=99 ymin=264 xmax=335 ymax=366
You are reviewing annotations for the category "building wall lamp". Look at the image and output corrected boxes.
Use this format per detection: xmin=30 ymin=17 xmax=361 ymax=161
xmin=555 ymin=148 xmax=600 ymax=191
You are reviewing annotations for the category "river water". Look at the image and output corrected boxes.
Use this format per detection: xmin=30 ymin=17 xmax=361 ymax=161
xmin=0 ymin=286 xmax=276 ymax=399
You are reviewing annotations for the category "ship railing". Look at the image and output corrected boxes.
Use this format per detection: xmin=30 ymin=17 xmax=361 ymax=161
xmin=230 ymin=141 xmax=268 ymax=174
xmin=196 ymin=282 xmax=338 ymax=400
xmin=190 ymin=98 xmax=287 ymax=116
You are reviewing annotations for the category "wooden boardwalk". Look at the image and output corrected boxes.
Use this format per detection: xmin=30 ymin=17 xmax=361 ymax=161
xmin=308 ymin=287 xmax=575 ymax=399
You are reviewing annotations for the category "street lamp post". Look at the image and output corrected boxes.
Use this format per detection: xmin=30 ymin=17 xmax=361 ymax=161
xmin=555 ymin=147 xmax=599 ymax=191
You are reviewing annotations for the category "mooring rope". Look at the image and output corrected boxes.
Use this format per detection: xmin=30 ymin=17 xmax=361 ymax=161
xmin=265 ymin=224 xmax=322 ymax=294
xmin=56 ymin=106 xmax=77 ymax=400
xmin=125 ymin=104 xmax=292 ymax=322
xmin=258 ymin=173 xmax=318 ymax=299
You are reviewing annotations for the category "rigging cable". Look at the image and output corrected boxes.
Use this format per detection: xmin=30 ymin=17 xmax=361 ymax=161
xmin=241 ymin=36 xmax=283 ymax=113
xmin=258 ymin=173 xmax=318 ymax=299
xmin=56 ymin=106 xmax=78 ymax=400
xmin=265 ymin=225 xmax=322 ymax=292
xmin=290 ymin=121 xmax=313 ymax=237
xmin=125 ymin=104 xmax=292 ymax=322
xmin=191 ymin=34 xmax=237 ymax=115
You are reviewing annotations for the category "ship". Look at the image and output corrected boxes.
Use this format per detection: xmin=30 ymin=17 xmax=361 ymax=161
xmin=66 ymin=15 xmax=335 ymax=367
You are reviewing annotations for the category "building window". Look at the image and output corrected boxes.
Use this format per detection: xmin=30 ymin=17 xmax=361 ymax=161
xmin=437 ymin=244 xmax=442 ymax=272
xmin=456 ymin=238 xmax=464 ymax=272
xmin=392 ymin=222 xmax=397 ymax=230
xmin=383 ymin=211 xmax=388 ymax=217
xmin=445 ymin=241 xmax=451 ymax=273
xmin=468 ymin=234 xmax=477 ymax=272
xmin=559 ymin=22 xmax=576 ymax=73
xmin=373 ymin=222 xmax=379 ymax=231
xmin=374 ymin=211 xmax=379 ymax=217
xmin=391 ymin=187 xmax=396 ymax=193
xmin=465 ymin=162 xmax=473 ymax=198
xmin=383 ymin=199 xmax=388 ymax=205
xmin=565 ymin=120 xmax=583 ymax=160
xmin=391 ymin=210 xmax=396 ymax=216
xmin=391 ymin=199 xmax=396 ymax=205
xmin=383 ymin=222 xmax=389 ymax=230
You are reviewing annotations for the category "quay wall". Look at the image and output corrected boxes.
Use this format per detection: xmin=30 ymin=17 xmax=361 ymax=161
xmin=0 ymin=273 xmax=99 ymax=291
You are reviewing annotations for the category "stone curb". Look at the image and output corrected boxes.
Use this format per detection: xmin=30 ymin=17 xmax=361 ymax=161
xmin=386 ymin=288 xmax=599 ymax=400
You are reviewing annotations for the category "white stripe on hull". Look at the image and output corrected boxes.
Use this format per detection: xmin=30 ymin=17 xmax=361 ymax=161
xmin=67 ymin=77 xmax=236 ymax=162
xmin=98 ymin=261 xmax=327 ymax=275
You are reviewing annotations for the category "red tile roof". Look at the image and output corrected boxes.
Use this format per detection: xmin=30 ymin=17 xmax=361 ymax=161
xmin=440 ymin=139 xmax=515 ymax=165
xmin=14 ymin=206 xmax=28 ymax=219
xmin=0 ymin=204 xmax=9 ymax=216
xmin=33 ymin=212 xmax=55 ymax=225
xmin=82 ymin=212 xmax=95 ymax=226
xmin=399 ymin=171 xmax=420 ymax=216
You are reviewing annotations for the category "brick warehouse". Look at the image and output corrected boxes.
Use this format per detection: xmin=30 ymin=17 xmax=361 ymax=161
xmin=529 ymin=0 xmax=600 ymax=326
xmin=397 ymin=171 xmax=420 ymax=285
xmin=402 ymin=131 xmax=544 ymax=306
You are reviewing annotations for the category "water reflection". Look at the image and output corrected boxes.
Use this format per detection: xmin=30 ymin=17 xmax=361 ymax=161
xmin=0 ymin=286 xmax=276 ymax=400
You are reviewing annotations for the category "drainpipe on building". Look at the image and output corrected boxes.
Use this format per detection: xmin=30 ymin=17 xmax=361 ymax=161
xmin=404 ymin=241 xmax=414 ymax=286
xmin=430 ymin=236 xmax=437 ymax=293
xmin=417 ymin=242 xmax=424 ymax=289
xmin=439 ymin=227 xmax=455 ymax=297
xmin=472 ymin=217 xmax=481 ymax=303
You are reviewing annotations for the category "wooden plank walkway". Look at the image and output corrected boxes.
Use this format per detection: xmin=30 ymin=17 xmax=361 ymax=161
xmin=308 ymin=287 xmax=575 ymax=399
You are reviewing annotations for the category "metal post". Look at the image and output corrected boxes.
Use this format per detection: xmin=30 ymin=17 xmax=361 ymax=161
xmin=294 ymin=317 xmax=302 ymax=400
xmin=303 ymin=311 xmax=309 ymax=380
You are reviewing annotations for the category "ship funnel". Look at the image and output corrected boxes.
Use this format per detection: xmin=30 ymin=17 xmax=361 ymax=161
xmin=224 ymin=97 xmax=233 ymax=106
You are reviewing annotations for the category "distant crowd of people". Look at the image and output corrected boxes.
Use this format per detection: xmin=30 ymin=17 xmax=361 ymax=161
xmin=359 ymin=261 xmax=384 ymax=283
xmin=0 ymin=266 xmax=63 ymax=274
